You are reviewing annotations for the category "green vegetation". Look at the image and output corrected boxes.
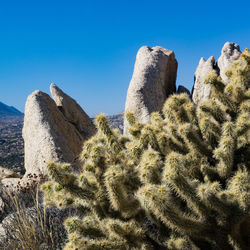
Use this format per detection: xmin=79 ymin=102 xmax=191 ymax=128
xmin=42 ymin=49 xmax=250 ymax=249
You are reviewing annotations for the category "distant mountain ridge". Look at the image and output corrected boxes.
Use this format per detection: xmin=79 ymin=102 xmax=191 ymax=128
xmin=0 ymin=101 xmax=23 ymax=120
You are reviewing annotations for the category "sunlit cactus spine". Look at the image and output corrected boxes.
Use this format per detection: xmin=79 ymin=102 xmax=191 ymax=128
xmin=42 ymin=48 xmax=250 ymax=250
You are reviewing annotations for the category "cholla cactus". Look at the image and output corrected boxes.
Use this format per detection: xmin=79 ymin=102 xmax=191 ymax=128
xmin=42 ymin=49 xmax=250 ymax=250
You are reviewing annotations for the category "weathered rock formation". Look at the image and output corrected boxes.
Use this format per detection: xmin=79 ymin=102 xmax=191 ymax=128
xmin=192 ymin=56 xmax=216 ymax=104
xmin=1 ymin=87 xmax=95 ymax=191
xmin=124 ymin=46 xmax=177 ymax=135
xmin=50 ymin=83 xmax=96 ymax=140
xmin=217 ymin=42 xmax=241 ymax=83
xmin=22 ymin=90 xmax=84 ymax=176
xmin=192 ymin=42 xmax=242 ymax=104
xmin=177 ymin=85 xmax=191 ymax=96
xmin=0 ymin=166 xmax=22 ymax=179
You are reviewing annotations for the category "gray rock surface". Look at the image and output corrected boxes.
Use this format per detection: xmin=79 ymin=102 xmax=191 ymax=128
xmin=192 ymin=56 xmax=216 ymax=104
xmin=0 ymin=90 xmax=87 ymax=223
xmin=22 ymin=90 xmax=84 ymax=176
xmin=50 ymin=83 xmax=96 ymax=140
xmin=0 ymin=197 xmax=4 ymax=216
xmin=177 ymin=85 xmax=191 ymax=96
xmin=217 ymin=42 xmax=241 ymax=83
xmin=0 ymin=166 xmax=22 ymax=179
xmin=192 ymin=42 xmax=242 ymax=104
xmin=124 ymin=46 xmax=177 ymax=135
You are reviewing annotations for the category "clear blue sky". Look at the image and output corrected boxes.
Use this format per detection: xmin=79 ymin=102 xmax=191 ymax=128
xmin=0 ymin=0 xmax=249 ymax=116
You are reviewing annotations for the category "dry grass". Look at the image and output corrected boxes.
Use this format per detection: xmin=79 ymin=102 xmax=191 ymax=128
xmin=0 ymin=180 xmax=71 ymax=250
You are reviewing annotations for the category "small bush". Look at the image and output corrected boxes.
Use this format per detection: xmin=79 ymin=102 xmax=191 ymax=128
xmin=0 ymin=178 xmax=75 ymax=250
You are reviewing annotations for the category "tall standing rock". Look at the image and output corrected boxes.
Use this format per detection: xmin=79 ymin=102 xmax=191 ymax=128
xmin=217 ymin=42 xmax=241 ymax=83
xmin=22 ymin=90 xmax=84 ymax=176
xmin=50 ymin=83 xmax=96 ymax=140
xmin=192 ymin=56 xmax=216 ymax=104
xmin=192 ymin=42 xmax=242 ymax=104
xmin=124 ymin=46 xmax=177 ymax=135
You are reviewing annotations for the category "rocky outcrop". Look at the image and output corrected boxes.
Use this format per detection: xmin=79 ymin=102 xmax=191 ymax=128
xmin=217 ymin=42 xmax=241 ymax=83
xmin=192 ymin=56 xmax=216 ymax=104
xmin=1 ymin=86 xmax=97 ymax=191
xmin=177 ymin=85 xmax=191 ymax=96
xmin=50 ymin=83 xmax=96 ymax=140
xmin=0 ymin=166 xmax=22 ymax=179
xmin=192 ymin=42 xmax=242 ymax=104
xmin=0 ymin=90 xmax=89 ymax=208
xmin=124 ymin=46 xmax=177 ymax=135
xmin=22 ymin=90 xmax=84 ymax=176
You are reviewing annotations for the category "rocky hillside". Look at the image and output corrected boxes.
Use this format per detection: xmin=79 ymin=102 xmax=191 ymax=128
xmin=0 ymin=101 xmax=23 ymax=120
xmin=0 ymin=118 xmax=24 ymax=174
xmin=107 ymin=112 xmax=124 ymax=131
xmin=0 ymin=101 xmax=24 ymax=173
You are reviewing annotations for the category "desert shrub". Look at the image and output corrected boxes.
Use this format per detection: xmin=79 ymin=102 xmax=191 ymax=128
xmin=42 ymin=49 xmax=250 ymax=249
xmin=0 ymin=173 xmax=47 ymax=222
xmin=0 ymin=178 xmax=75 ymax=250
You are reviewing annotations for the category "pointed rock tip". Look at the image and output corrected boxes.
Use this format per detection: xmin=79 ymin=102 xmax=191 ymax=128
xmin=199 ymin=57 xmax=205 ymax=62
xmin=207 ymin=56 xmax=215 ymax=63
xmin=198 ymin=56 xmax=215 ymax=65
xmin=28 ymin=90 xmax=48 ymax=98
xmin=50 ymin=82 xmax=57 ymax=88
xmin=50 ymin=82 xmax=61 ymax=93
